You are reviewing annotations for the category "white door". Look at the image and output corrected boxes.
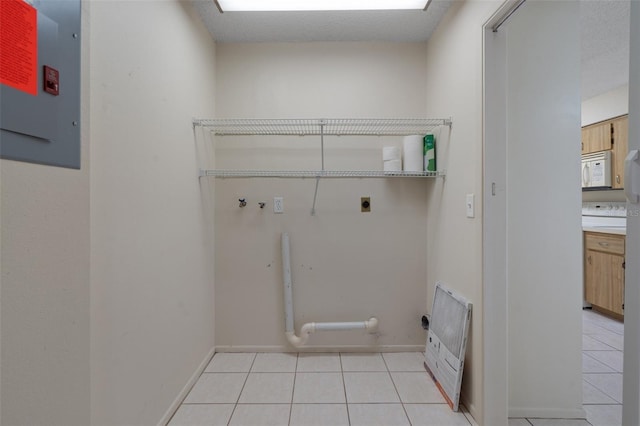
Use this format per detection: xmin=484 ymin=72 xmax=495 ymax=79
xmin=484 ymin=0 xmax=584 ymax=420
xmin=623 ymin=1 xmax=640 ymax=424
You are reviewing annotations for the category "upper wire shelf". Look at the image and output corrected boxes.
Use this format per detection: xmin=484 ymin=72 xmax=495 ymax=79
xmin=200 ymin=170 xmax=445 ymax=179
xmin=193 ymin=118 xmax=451 ymax=136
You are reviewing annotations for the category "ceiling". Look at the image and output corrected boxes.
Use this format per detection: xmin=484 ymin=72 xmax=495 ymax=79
xmin=580 ymin=0 xmax=630 ymax=100
xmin=192 ymin=0 xmax=630 ymax=100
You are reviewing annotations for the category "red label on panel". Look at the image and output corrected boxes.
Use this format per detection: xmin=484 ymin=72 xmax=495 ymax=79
xmin=0 ymin=0 xmax=38 ymax=96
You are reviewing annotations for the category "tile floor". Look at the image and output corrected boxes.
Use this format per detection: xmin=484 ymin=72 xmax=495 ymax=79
xmin=168 ymin=352 xmax=476 ymax=425
xmin=168 ymin=309 xmax=623 ymax=426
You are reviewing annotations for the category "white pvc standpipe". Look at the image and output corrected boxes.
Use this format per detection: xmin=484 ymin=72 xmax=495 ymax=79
xmin=281 ymin=232 xmax=379 ymax=348
xmin=282 ymin=233 xmax=295 ymax=334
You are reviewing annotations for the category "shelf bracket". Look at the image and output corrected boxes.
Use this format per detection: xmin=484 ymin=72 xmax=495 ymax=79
xmin=310 ymin=120 xmax=327 ymax=216
xmin=319 ymin=119 xmax=326 ymax=170
xmin=311 ymin=176 xmax=321 ymax=216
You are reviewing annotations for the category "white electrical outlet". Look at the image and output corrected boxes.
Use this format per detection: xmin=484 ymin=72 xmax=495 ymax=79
xmin=466 ymin=194 xmax=475 ymax=218
xmin=274 ymin=197 xmax=284 ymax=213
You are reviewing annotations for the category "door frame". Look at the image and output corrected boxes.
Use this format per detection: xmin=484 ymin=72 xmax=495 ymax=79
xmin=481 ymin=2 xmax=512 ymax=423
xmin=623 ymin=2 xmax=640 ymax=424
xmin=482 ymin=0 xmax=584 ymax=424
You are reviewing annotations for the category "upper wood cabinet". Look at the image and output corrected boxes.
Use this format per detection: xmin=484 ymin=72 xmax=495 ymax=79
xmin=611 ymin=115 xmax=629 ymax=189
xmin=582 ymin=120 xmax=612 ymax=154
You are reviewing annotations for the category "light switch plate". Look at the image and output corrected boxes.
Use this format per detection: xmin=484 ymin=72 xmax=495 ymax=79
xmin=466 ymin=194 xmax=475 ymax=218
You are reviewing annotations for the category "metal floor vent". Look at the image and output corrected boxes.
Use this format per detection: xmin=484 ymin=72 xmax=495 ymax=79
xmin=424 ymin=281 xmax=472 ymax=411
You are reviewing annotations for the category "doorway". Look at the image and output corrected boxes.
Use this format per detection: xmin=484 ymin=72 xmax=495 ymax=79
xmin=483 ymin=0 xmax=584 ymax=421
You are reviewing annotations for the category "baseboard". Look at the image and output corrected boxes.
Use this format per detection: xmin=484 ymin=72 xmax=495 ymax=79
xmin=214 ymin=344 xmax=425 ymax=353
xmin=508 ymin=406 xmax=586 ymax=420
xmin=157 ymin=345 xmax=216 ymax=426
xmin=460 ymin=393 xmax=479 ymax=425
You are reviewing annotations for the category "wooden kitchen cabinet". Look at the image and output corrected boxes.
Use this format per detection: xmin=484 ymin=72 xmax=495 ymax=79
xmin=581 ymin=114 xmax=628 ymax=189
xmin=584 ymin=232 xmax=625 ymax=318
xmin=611 ymin=115 xmax=629 ymax=189
xmin=582 ymin=121 xmax=612 ymax=154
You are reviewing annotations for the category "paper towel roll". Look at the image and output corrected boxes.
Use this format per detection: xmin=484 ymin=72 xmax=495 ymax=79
xmin=403 ymin=135 xmax=424 ymax=172
xmin=383 ymin=146 xmax=401 ymax=161
xmin=384 ymin=159 xmax=402 ymax=172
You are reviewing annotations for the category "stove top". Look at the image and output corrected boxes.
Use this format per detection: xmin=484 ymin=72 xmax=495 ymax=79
xmin=582 ymin=202 xmax=627 ymax=228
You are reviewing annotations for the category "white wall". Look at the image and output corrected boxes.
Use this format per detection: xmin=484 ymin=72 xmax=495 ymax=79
xmin=0 ymin=125 xmax=91 ymax=426
xmin=89 ymin=2 xmax=217 ymax=425
xmin=0 ymin=2 xmax=92 ymax=424
xmin=582 ymin=84 xmax=629 ymax=126
xmin=213 ymin=42 xmax=430 ymax=351
xmin=423 ymin=1 xmax=502 ymax=422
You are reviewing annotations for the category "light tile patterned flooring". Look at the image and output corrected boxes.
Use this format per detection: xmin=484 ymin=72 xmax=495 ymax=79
xmin=168 ymin=310 xmax=623 ymax=426
xmin=168 ymin=352 xmax=476 ymax=425
xmin=510 ymin=309 xmax=624 ymax=426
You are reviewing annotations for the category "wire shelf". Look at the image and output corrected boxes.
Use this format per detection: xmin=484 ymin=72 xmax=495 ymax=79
xmin=200 ymin=169 xmax=445 ymax=178
xmin=193 ymin=118 xmax=451 ymax=136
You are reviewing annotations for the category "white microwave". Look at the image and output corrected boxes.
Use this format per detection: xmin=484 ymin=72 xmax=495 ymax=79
xmin=582 ymin=151 xmax=611 ymax=189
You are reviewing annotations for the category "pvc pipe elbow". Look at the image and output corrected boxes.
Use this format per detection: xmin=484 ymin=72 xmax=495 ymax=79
xmin=285 ymin=324 xmax=313 ymax=348
xmin=365 ymin=317 xmax=379 ymax=332
xmin=301 ymin=322 xmax=316 ymax=335
xmin=285 ymin=331 xmax=307 ymax=347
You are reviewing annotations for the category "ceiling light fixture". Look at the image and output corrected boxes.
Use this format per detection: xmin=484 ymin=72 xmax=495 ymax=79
xmin=215 ymin=0 xmax=431 ymax=12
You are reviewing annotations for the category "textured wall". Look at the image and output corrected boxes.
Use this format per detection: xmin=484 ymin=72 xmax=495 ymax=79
xmin=213 ymin=42 xmax=431 ymax=351
xmin=423 ymin=0 xmax=502 ymax=422
xmin=89 ymin=2 xmax=217 ymax=424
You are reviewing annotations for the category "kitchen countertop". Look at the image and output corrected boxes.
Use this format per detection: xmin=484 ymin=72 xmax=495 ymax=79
xmin=582 ymin=226 xmax=626 ymax=236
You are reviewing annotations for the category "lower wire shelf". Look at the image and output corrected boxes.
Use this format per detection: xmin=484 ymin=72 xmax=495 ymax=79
xmin=199 ymin=169 xmax=445 ymax=178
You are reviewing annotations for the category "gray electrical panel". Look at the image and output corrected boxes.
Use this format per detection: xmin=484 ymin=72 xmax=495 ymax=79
xmin=1 ymin=0 xmax=81 ymax=169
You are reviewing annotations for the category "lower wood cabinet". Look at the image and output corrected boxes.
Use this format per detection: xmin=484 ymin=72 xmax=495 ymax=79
xmin=584 ymin=232 xmax=625 ymax=317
